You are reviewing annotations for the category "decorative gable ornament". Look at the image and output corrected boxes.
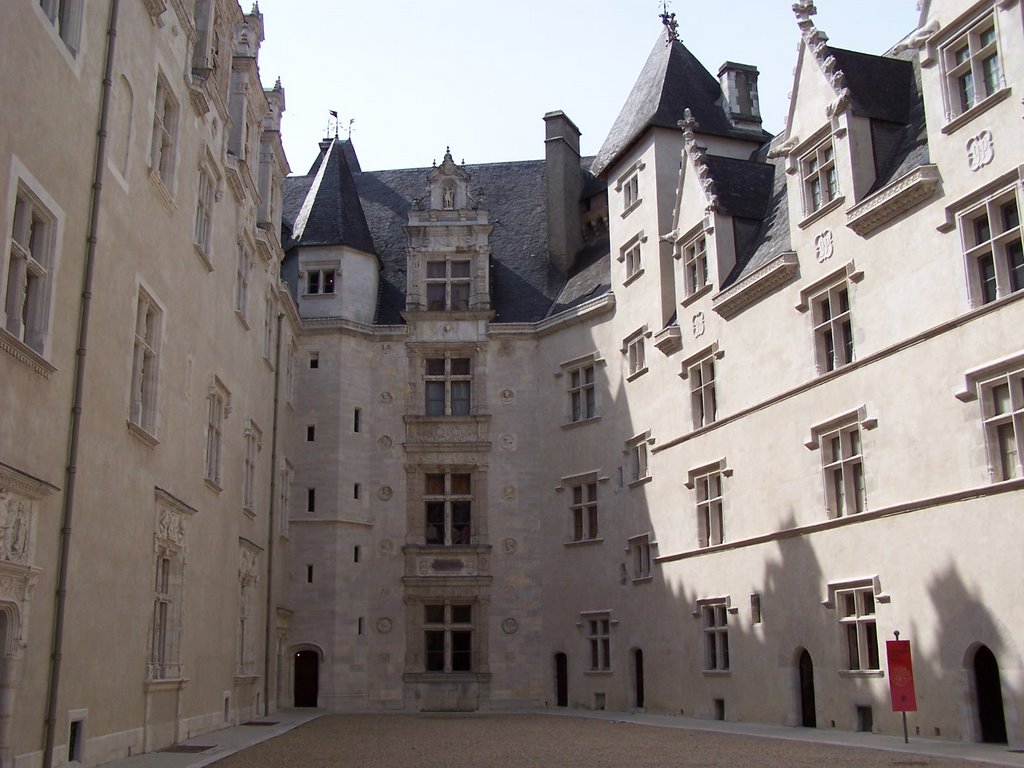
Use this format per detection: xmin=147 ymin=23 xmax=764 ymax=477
xmin=416 ymin=147 xmax=477 ymax=212
xmin=678 ymin=109 xmax=719 ymax=214
xmin=792 ymin=0 xmax=851 ymax=119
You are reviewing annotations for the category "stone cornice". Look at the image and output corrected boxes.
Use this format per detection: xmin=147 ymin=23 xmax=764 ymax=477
xmin=712 ymin=252 xmax=799 ymax=319
xmin=0 ymin=461 xmax=60 ymax=499
xmin=0 ymin=330 xmax=57 ymax=378
xmin=846 ymin=165 xmax=941 ymax=237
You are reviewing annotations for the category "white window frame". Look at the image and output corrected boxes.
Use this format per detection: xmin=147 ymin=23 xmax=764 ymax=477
xmin=689 ymin=354 xmax=717 ymax=429
xmin=940 ymin=11 xmax=1005 ymax=122
xmin=568 ymin=362 xmax=596 ymax=423
xmin=425 ymin=258 xmax=472 ymax=311
xmin=686 ymin=459 xmax=730 ymax=548
xmin=959 ymin=186 xmax=1023 ymax=307
xmin=623 ymin=327 xmax=650 ymax=381
xmin=149 ymin=75 xmax=179 ymax=191
xmin=979 ymin=369 xmax=1024 ymax=480
xmin=569 ymin=479 xmax=599 ymax=542
xmin=615 ymin=160 xmax=645 ymax=218
xmin=129 ymin=288 xmax=162 ymax=439
xmin=3 ymin=180 xmax=59 ymax=358
xmin=800 ymin=136 xmax=838 ymax=216
xmin=193 ymin=162 xmax=215 ymax=260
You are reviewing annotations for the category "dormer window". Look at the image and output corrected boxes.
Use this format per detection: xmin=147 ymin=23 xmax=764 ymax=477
xmin=306 ymin=268 xmax=336 ymax=296
xmin=801 ymin=139 xmax=837 ymax=215
xmin=426 ymin=259 xmax=471 ymax=311
xmin=683 ymin=234 xmax=709 ymax=296
xmin=943 ymin=14 xmax=1002 ymax=119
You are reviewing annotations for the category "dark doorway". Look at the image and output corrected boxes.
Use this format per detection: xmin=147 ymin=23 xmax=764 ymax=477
xmin=294 ymin=650 xmax=319 ymax=707
xmin=974 ymin=645 xmax=1007 ymax=743
xmin=554 ymin=653 xmax=568 ymax=707
xmin=633 ymin=648 xmax=645 ymax=709
xmin=798 ymin=649 xmax=816 ymax=728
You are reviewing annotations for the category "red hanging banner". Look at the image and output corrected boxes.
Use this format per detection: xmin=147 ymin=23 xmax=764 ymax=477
xmin=886 ymin=639 xmax=918 ymax=712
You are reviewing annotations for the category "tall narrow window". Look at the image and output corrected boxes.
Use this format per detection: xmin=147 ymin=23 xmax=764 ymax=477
xmin=801 ymin=138 xmax=838 ymax=215
xmin=242 ymin=421 xmax=261 ymax=515
xmin=38 ymin=0 xmax=82 ymax=54
xmin=811 ymin=281 xmax=854 ymax=373
xmin=982 ymin=371 xmax=1024 ymax=480
xmin=569 ymin=481 xmax=598 ymax=542
xmin=204 ymin=383 xmax=228 ymax=487
xmin=129 ymin=290 xmax=162 ymax=435
xmin=689 ymin=355 xmax=717 ymax=429
xmin=820 ymin=423 xmax=866 ymax=517
xmin=424 ymin=472 xmax=472 ymax=545
xmin=150 ymin=77 xmax=178 ymax=188
xmin=626 ymin=433 xmax=650 ymax=484
xmin=424 ymin=603 xmax=473 ymax=672
xmin=702 ymin=602 xmax=730 ymax=671
xmin=683 ymin=234 xmax=709 ymax=296
xmin=837 ymin=588 xmax=879 ymax=671
xmin=235 ymin=245 xmax=251 ymax=321
xmin=568 ymin=363 xmax=596 ymax=423
xmin=424 ymin=355 xmax=471 ymax=416
xmin=4 ymin=185 xmax=56 ymax=354
xmin=263 ymin=294 xmax=275 ymax=360
xmin=629 ymin=534 xmax=652 ymax=580
xmin=194 ymin=165 xmax=214 ymax=255
xmin=586 ymin=616 xmax=611 ymax=671
xmin=426 ymin=259 xmax=471 ymax=311
xmin=961 ymin=190 xmax=1023 ymax=307
xmin=695 ymin=471 xmax=724 ymax=547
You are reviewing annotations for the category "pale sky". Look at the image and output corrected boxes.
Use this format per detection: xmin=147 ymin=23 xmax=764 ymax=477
xmin=252 ymin=1 xmax=922 ymax=175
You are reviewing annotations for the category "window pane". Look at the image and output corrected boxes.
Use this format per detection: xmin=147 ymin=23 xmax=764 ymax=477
xmin=450 ymin=381 xmax=471 ymax=415
xmin=425 ymin=381 xmax=445 ymax=416
xmin=865 ymin=622 xmax=879 ymax=669
xmin=425 ymin=502 xmax=445 ymax=544
xmin=426 ymin=262 xmax=446 ymax=278
xmin=451 ymin=474 xmax=471 ymax=495
xmin=425 ymin=358 xmax=445 ymax=376
xmin=450 ymin=358 xmax=471 ymax=376
xmin=424 ymin=605 xmax=445 ymax=623
xmin=450 ymin=283 xmax=470 ymax=310
xmin=324 ymin=270 xmax=336 ymax=293
xmin=451 ymin=631 xmax=472 ymax=671
xmin=846 ymin=624 xmax=860 ymax=670
xmin=451 ymin=605 xmax=472 ymax=623
xmin=1007 ymin=241 xmax=1024 ymax=293
xmin=426 ymin=284 xmax=446 ymax=310
xmin=425 ymin=631 xmax=445 ymax=671
xmin=451 ymin=260 xmax=471 ymax=278
xmin=979 ymin=253 xmax=997 ymax=303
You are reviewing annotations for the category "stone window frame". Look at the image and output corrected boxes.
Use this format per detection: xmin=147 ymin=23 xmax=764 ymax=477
xmin=682 ymin=230 xmax=710 ymax=299
xmin=557 ymin=351 xmax=605 ymax=427
xmin=424 ymin=353 xmax=473 ymax=417
xmin=149 ymin=73 xmax=179 ymax=196
xmin=234 ymin=239 xmax=254 ymax=326
xmin=795 ymin=263 xmax=863 ymax=376
xmin=406 ymin=460 xmax=490 ymax=549
xmin=622 ymin=326 xmax=651 ymax=382
xmin=822 ymin=576 xmax=889 ymax=677
xmin=938 ymin=8 xmax=1007 ymax=127
xmin=578 ymin=610 xmax=616 ymax=673
xmin=626 ymin=533 xmax=654 ymax=582
xmin=691 ymin=596 xmax=736 ymax=674
xmin=147 ymin=489 xmax=196 ymax=683
xmin=204 ymin=376 xmax=231 ymax=491
xmin=685 ymin=458 xmax=731 ymax=548
xmin=404 ymin=592 xmax=490 ymax=678
xmin=805 ymin=406 xmax=877 ymax=520
xmin=956 ymin=351 xmax=1024 ymax=481
xmin=423 ymin=601 xmax=475 ymax=673
xmin=2 ymin=174 xmax=61 ymax=366
xmin=618 ymin=231 xmax=647 ymax=285
xmin=958 ymin=185 xmax=1023 ymax=308
xmin=615 ymin=159 xmax=645 ymax=218
xmin=423 ymin=470 xmax=473 ymax=546
xmin=303 ymin=265 xmax=337 ymax=297
xmin=624 ymin=430 xmax=654 ymax=488
xmin=36 ymin=0 xmax=85 ymax=62
xmin=409 ymin=343 xmax=485 ymax=419
xmin=242 ymin=419 xmax=262 ymax=518
xmin=800 ymin=134 xmax=839 ymax=217
xmin=425 ymin=257 xmax=472 ymax=311
xmin=278 ymin=459 xmax=293 ymax=538
xmin=192 ymin=152 xmax=220 ymax=271
xmin=128 ymin=285 xmax=164 ymax=444
xmin=236 ymin=540 xmax=261 ymax=678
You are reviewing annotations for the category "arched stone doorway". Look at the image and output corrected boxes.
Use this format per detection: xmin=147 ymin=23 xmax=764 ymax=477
xmin=973 ymin=645 xmax=1007 ymax=743
xmin=294 ymin=650 xmax=319 ymax=708
xmin=553 ymin=653 xmax=568 ymax=707
xmin=798 ymin=648 xmax=816 ymax=728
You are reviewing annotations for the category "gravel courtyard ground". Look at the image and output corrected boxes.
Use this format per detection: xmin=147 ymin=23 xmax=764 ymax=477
xmin=212 ymin=713 xmax=984 ymax=768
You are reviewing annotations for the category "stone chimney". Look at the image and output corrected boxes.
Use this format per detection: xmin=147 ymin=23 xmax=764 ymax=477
xmin=544 ymin=111 xmax=583 ymax=277
xmin=718 ymin=62 xmax=762 ymax=132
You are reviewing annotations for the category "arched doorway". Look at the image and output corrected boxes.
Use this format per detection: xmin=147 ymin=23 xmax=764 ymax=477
xmin=798 ymin=649 xmax=816 ymax=728
xmin=554 ymin=653 xmax=568 ymax=707
xmin=974 ymin=645 xmax=1007 ymax=743
xmin=632 ymin=648 xmax=645 ymax=710
xmin=294 ymin=650 xmax=319 ymax=708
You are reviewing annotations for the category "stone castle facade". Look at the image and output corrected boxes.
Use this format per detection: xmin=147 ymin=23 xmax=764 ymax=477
xmin=1 ymin=0 xmax=1023 ymax=765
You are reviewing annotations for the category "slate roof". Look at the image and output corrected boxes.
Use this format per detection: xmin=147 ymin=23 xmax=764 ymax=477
xmin=828 ymin=47 xmax=913 ymax=124
xmin=591 ymin=33 xmax=770 ymax=177
xmin=867 ymin=51 xmax=930 ymax=193
xmin=720 ymin=146 xmax=792 ymax=290
xmin=703 ymin=155 xmax=776 ymax=220
xmin=287 ymin=139 xmax=376 ymax=253
xmin=282 ymin=144 xmax=610 ymax=326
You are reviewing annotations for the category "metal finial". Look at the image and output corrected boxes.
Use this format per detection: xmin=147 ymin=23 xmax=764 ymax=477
xmin=660 ymin=0 xmax=679 ymax=45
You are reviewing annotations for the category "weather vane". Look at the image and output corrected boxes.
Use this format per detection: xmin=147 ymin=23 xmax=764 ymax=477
xmin=326 ymin=112 xmax=356 ymax=140
xmin=660 ymin=0 xmax=679 ymax=45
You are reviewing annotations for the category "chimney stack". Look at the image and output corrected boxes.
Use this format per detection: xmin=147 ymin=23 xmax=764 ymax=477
xmin=718 ymin=62 xmax=762 ymax=132
xmin=544 ymin=111 xmax=583 ymax=277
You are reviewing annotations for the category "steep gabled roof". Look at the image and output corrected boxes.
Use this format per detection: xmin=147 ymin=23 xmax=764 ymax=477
xmin=828 ymin=47 xmax=913 ymax=123
xmin=703 ymin=155 xmax=775 ymax=220
xmin=591 ymin=33 xmax=769 ymax=177
xmin=288 ymin=138 xmax=376 ymax=253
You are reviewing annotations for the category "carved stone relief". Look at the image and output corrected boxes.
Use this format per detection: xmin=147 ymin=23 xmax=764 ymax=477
xmin=155 ymin=505 xmax=186 ymax=545
xmin=376 ymin=618 xmax=393 ymax=634
xmin=378 ymin=435 xmax=393 ymax=450
xmin=500 ymin=388 xmax=516 ymax=404
xmin=379 ymin=539 xmax=394 ymax=555
xmin=379 ymin=391 xmax=394 ymax=403
xmin=691 ymin=312 xmax=706 ymax=339
xmin=0 ymin=495 xmax=31 ymax=564
xmin=500 ymin=485 xmax=517 ymax=501
xmin=501 ymin=618 xmax=519 ymax=635
xmin=966 ymin=129 xmax=994 ymax=172
xmin=814 ymin=230 xmax=834 ymax=263
xmin=499 ymin=434 xmax=517 ymax=451
xmin=377 ymin=486 xmax=393 ymax=501
xmin=502 ymin=537 xmax=518 ymax=554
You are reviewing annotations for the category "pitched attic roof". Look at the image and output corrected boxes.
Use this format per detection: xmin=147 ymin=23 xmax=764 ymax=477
xmin=703 ymin=155 xmax=776 ymax=220
xmin=591 ymin=33 xmax=770 ymax=177
xmin=828 ymin=47 xmax=913 ymax=123
xmin=287 ymin=138 xmax=376 ymax=253
xmin=282 ymin=154 xmax=609 ymax=326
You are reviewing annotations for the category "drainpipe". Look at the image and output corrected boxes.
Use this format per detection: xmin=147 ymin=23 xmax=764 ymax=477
xmin=263 ymin=311 xmax=284 ymax=714
xmin=42 ymin=2 xmax=120 ymax=766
